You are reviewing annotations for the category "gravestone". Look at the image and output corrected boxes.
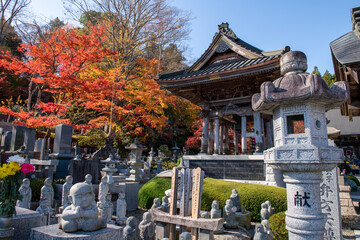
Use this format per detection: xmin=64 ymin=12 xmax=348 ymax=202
xmin=34 ymin=139 xmax=42 ymax=152
xmin=51 ymin=124 xmax=74 ymax=179
xmin=24 ymin=127 xmax=36 ymax=158
xmin=4 ymin=131 xmax=11 ymax=151
xmin=10 ymin=125 xmax=26 ymax=151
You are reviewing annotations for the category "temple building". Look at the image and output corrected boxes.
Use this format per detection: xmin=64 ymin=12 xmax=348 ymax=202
xmin=157 ymin=23 xmax=289 ymax=156
xmin=330 ymin=6 xmax=360 ymax=119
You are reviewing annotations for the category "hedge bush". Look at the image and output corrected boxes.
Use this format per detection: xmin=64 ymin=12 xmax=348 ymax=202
xmin=269 ymin=211 xmax=288 ymax=240
xmin=346 ymin=175 xmax=360 ymax=186
xmin=138 ymin=177 xmax=287 ymax=221
xmin=138 ymin=177 xmax=172 ymax=210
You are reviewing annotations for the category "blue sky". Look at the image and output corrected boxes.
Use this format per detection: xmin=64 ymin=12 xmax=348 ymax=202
xmin=30 ymin=0 xmax=358 ymax=74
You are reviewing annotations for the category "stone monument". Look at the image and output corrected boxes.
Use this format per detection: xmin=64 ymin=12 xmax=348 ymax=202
xmin=252 ymin=50 xmax=349 ymax=239
xmin=59 ymin=182 xmax=105 ymax=232
xmin=139 ymin=212 xmax=155 ymax=240
xmin=17 ymin=178 xmax=32 ymax=209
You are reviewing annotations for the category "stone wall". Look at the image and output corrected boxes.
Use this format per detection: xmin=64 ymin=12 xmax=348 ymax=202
xmin=183 ymin=155 xmax=265 ymax=180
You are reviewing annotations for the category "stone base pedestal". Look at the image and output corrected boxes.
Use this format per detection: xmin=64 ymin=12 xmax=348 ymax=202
xmin=0 ymin=228 xmax=14 ymax=240
xmin=30 ymin=224 xmax=123 ymax=240
xmin=235 ymin=212 xmax=251 ymax=230
xmin=213 ymin=227 xmax=251 ymax=240
xmin=125 ymin=181 xmax=139 ymax=211
xmin=13 ymin=207 xmax=44 ymax=239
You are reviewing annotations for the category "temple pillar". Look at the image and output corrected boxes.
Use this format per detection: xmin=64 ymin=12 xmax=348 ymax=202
xmin=224 ymin=125 xmax=229 ymax=154
xmin=253 ymin=112 xmax=263 ymax=154
xmin=200 ymin=115 xmax=209 ymax=154
xmin=219 ymin=124 xmax=223 ymax=155
xmin=241 ymin=116 xmax=247 ymax=154
xmin=214 ymin=117 xmax=219 ymax=155
xmin=234 ymin=124 xmax=239 ymax=155
xmin=207 ymin=121 xmax=214 ymax=154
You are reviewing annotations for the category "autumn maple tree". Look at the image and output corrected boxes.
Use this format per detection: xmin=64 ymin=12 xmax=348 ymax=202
xmin=0 ymin=25 xmax=112 ymax=131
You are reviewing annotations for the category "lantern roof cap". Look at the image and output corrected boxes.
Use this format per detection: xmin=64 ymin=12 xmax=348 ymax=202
xmin=125 ymin=138 xmax=146 ymax=150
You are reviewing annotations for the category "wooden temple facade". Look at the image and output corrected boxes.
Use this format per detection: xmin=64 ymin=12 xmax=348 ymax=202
xmin=157 ymin=23 xmax=290 ymax=156
xmin=330 ymin=6 xmax=360 ymax=119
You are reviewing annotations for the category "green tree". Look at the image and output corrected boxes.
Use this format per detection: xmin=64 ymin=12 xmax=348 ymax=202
xmin=322 ymin=70 xmax=336 ymax=87
xmin=311 ymin=66 xmax=321 ymax=76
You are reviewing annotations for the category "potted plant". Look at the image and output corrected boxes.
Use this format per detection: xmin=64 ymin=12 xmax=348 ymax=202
xmin=0 ymin=155 xmax=34 ymax=229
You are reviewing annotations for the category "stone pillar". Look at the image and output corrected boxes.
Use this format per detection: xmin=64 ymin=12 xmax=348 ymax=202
xmin=213 ymin=117 xmax=219 ymax=155
xmin=265 ymin=121 xmax=274 ymax=148
xmin=224 ymin=125 xmax=229 ymax=154
xmin=200 ymin=116 xmax=209 ymax=154
xmin=241 ymin=116 xmax=247 ymax=154
xmin=234 ymin=124 xmax=239 ymax=155
xmin=253 ymin=112 xmax=263 ymax=153
xmin=207 ymin=121 xmax=214 ymax=154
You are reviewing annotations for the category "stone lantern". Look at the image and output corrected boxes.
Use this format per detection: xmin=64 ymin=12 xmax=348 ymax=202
xmin=125 ymin=138 xmax=146 ymax=181
xmin=101 ymin=153 xmax=119 ymax=184
xmin=252 ymin=51 xmax=349 ymax=240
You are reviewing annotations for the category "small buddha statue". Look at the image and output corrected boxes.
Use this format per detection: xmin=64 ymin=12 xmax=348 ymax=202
xmin=151 ymin=198 xmax=161 ymax=209
xmin=40 ymin=177 xmax=54 ymax=210
xmin=210 ymin=200 xmax=221 ymax=219
xmin=98 ymin=176 xmax=109 ymax=204
xmin=123 ymin=216 xmax=139 ymax=240
xmin=253 ymin=223 xmax=268 ymax=240
xmin=101 ymin=193 xmax=114 ymax=224
xmin=36 ymin=197 xmax=52 ymax=225
xmin=260 ymin=202 xmax=270 ymax=221
xmin=59 ymin=182 xmax=106 ymax=232
xmin=161 ymin=196 xmax=170 ymax=213
xmin=116 ymin=192 xmax=127 ymax=225
xmin=139 ymin=212 xmax=155 ymax=240
xmin=261 ymin=219 xmax=274 ymax=240
xmin=179 ymin=232 xmax=192 ymax=240
xmin=84 ymin=174 xmax=93 ymax=192
xmin=17 ymin=178 xmax=32 ymax=209
xmin=223 ymin=199 xmax=238 ymax=229
xmin=62 ymin=175 xmax=73 ymax=209
xmin=265 ymin=200 xmax=275 ymax=217
xmin=230 ymin=189 xmax=241 ymax=212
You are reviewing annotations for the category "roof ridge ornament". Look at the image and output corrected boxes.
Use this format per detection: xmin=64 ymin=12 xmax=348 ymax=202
xmin=351 ymin=6 xmax=360 ymax=38
xmin=218 ymin=22 xmax=237 ymax=39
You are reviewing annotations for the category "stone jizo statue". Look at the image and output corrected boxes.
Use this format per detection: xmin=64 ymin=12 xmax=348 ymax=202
xmin=253 ymin=223 xmax=267 ymax=240
xmin=139 ymin=212 xmax=154 ymax=240
xmin=116 ymin=192 xmax=127 ymax=225
xmin=84 ymin=174 xmax=93 ymax=191
xmin=265 ymin=200 xmax=274 ymax=217
xmin=223 ymin=199 xmax=238 ymax=229
xmin=62 ymin=175 xmax=73 ymax=209
xmin=261 ymin=219 xmax=274 ymax=240
xmin=151 ymin=198 xmax=161 ymax=209
xmin=161 ymin=196 xmax=170 ymax=212
xmin=101 ymin=193 xmax=114 ymax=224
xmin=98 ymin=176 xmax=109 ymax=204
xmin=40 ymin=177 xmax=54 ymax=209
xmin=17 ymin=178 xmax=32 ymax=209
xmin=260 ymin=201 xmax=273 ymax=221
xmin=36 ymin=197 xmax=52 ymax=225
xmin=179 ymin=232 xmax=192 ymax=240
xmin=59 ymin=182 xmax=106 ymax=232
xmin=230 ymin=189 xmax=241 ymax=212
xmin=123 ymin=216 xmax=139 ymax=240
xmin=201 ymin=212 xmax=210 ymax=218
xmin=210 ymin=200 xmax=221 ymax=219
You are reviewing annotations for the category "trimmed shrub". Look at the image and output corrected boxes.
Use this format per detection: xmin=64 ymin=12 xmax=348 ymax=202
xmin=138 ymin=177 xmax=287 ymax=221
xmin=269 ymin=211 xmax=288 ymax=240
xmin=346 ymin=175 xmax=360 ymax=186
xmin=138 ymin=177 xmax=172 ymax=209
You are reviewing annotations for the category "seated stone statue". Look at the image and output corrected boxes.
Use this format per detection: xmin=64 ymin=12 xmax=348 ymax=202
xmin=253 ymin=223 xmax=268 ymax=240
xmin=17 ymin=178 xmax=32 ymax=209
xmin=230 ymin=189 xmax=241 ymax=212
xmin=59 ymin=182 xmax=106 ymax=233
xmin=139 ymin=212 xmax=154 ymax=240
xmin=223 ymin=199 xmax=238 ymax=229
xmin=180 ymin=232 xmax=192 ymax=240
xmin=210 ymin=200 xmax=221 ymax=219
xmin=161 ymin=196 xmax=170 ymax=212
xmin=151 ymin=198 xmax=161 ymax=209
xmin=124 ymin=216 xmax=139 ymax=240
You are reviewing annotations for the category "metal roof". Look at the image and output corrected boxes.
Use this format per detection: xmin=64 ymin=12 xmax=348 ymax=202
xmin=158 ymin=55 xmax=280 ymax=82
xmin=330 ymin=31 xmax=360 ymax=65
